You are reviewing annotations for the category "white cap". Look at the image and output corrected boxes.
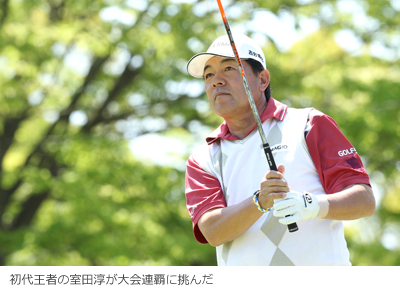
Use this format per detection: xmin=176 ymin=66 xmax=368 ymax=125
xmin=187 ymin=34 xmax=266 ymax=78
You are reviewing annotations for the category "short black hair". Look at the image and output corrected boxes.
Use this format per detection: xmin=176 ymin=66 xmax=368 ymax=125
xmin=246 ymin=59 xmax=271 ymax=100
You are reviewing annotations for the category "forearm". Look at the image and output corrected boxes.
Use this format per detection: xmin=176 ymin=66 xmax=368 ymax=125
xmin=273 ymin=183 xmax=375 ymax=226
xmin=322 ymin=183 xmax=375 ymax=220
xmin=198 ymin=196 xmax=263 ymax=247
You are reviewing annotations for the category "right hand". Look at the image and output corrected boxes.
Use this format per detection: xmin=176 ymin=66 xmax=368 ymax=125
xmin=258 ymin=164 xmax=290 ymax=211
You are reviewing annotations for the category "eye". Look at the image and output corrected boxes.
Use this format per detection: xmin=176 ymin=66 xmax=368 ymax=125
xmin=225 ymin=66 xmax=234 ymax=71
xmin=204 ymin=72 xmax=213 ymax=79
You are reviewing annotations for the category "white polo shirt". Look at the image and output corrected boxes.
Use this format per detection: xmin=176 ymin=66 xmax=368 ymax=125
xmin=185 ymin=98 xmax=371 ymax=266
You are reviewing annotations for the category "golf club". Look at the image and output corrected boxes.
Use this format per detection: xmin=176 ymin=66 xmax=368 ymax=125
xmin=216 ymin=0 xmax=298 ymax=233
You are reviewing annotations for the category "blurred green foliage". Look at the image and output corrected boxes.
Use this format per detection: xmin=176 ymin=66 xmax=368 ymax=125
xmin=0 ymin=0 xmax=399 ymax=266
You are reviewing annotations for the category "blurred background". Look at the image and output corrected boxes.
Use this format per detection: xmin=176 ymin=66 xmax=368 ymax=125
xmin=0 ymin=0 xmax=399 ymax=266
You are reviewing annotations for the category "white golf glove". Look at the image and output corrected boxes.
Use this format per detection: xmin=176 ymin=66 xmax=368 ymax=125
xmin=273 ymin=191 xmax=320 ymax=225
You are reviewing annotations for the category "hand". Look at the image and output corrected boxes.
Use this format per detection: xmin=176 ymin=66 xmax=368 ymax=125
xmin=273 ymin=191 xmax=320 ymax=225
xmin=258 ymin=164 xmax=290 ymax=211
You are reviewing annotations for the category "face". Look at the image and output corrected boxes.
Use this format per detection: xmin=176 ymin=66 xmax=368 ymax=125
xmin=203 ymin=56 xmax=268 ymax=119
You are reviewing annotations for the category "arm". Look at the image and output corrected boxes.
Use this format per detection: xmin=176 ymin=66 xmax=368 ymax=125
xmin=306 ymin=110 xmax=371 ymax=194
xmin=273 ymin=110 xmax=376 ymax=224
xmin=322 ymin=183 xmax=375 ymax=220
xmin=199 ymin=165 xmax=288 ymax=247
xmin=273 ymin=178 xmax=375 ymax=225
xmin=305 ymin=110 xmax=375 ymax=219
xmin=185 ymin=155 xmax=227 ymax=244
xmin=198 ymin=197 xmax=262 ymax=247
xmin=198 ymin=167 xmax=375 ymax=245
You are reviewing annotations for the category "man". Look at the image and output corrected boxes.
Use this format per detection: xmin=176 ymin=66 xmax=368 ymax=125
xmin=184 ymin=34 xmax=375 ymax=266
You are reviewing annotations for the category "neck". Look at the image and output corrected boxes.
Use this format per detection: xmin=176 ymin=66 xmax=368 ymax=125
xmin=225 ymin=100 xmax=267 ymax=140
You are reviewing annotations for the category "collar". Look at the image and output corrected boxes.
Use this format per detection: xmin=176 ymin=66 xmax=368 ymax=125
xmin=205 ymin=97 xmax=288 ymax=145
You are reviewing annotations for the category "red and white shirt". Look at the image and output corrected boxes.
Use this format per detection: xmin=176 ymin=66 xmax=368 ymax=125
xmin=185 ymin=98 xmax=370 ymax=265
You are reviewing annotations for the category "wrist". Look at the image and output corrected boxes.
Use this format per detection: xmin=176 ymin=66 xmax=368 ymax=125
xmin=253 ymin=190 xmax=270 ymax=213
xmin=316 ymin=194 xmax=329 ymax=218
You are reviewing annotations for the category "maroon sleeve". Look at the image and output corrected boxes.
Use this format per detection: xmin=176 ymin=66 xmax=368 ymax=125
xmin=185 ymin=155 xmax=226 ymax=244
xmin=306 ymin=110 xmax=371 ymax=194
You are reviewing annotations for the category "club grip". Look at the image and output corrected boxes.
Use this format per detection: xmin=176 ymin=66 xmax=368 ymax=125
xmin=287 ymin=221 xmax=299 ymax=232
xmin=263 ymin=144 xmax=298 ymax=233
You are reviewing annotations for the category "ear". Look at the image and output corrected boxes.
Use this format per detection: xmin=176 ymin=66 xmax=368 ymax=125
xmin=259 ymin=69 xmax=270 ymax=92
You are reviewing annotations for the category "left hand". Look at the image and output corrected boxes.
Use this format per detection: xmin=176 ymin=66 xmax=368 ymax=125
xmin=273 ymin=191 xmax=320 ymax=225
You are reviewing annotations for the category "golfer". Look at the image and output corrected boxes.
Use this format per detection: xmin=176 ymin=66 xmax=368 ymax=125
xmin=184 ymin=34 xmax=375 ymax=266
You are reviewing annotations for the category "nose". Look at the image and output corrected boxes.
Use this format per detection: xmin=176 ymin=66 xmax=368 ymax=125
xmin=212 ymin=71 xmax=225 ymax=88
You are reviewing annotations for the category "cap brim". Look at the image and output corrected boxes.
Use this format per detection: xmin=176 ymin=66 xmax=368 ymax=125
xmin=187 ymin=53 xmax=233 ymax=78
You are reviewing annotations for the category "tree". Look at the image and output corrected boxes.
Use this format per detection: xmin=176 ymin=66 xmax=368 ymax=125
xmin=0 ymin=0 xmax=399 ymax=266
xmin=0 ymin=0 xmax=218 ymax=265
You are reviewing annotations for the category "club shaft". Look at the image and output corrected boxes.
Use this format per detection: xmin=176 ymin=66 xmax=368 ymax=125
xmin=216 ymin=0 xmax=298 ymax=233
xmin=216 ymin=0 xmax=273 ymax=168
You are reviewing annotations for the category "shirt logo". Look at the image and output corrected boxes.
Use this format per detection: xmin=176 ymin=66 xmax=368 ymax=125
xmin=262 ymin=144 xmax=289 ymax=157
xmin=338 ymin=148 xmax=356 ymax=157
xmin=260 ymin=144 xmax=290 ymax=157
xmin=271 ymin=144 xmax=289 ymax=153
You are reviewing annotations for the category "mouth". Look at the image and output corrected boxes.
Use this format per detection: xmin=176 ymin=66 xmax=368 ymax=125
xmin=214 ymin=91 xmax=231 ymax=100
